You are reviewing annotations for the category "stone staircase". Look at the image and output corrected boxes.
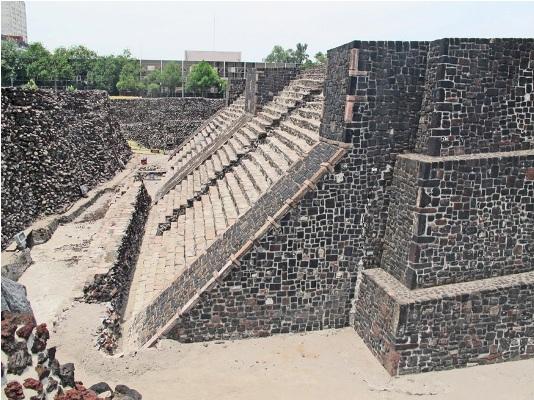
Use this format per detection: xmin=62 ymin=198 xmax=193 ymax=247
xmin=152 ymin=69 xmax=325 ymax=234
xmin=123 ymin=68 xmax=348 ymax=347
xmin=126 ymin=95 xmax=324 ymax=317
xmin=166 ymin=96 xmax=246 ymax=172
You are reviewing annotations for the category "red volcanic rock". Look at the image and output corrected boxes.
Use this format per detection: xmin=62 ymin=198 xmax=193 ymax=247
xmin=4 ymin=381 xmax=24 ymax=400
xmin=54 ymin=385 xmax=99 ymax=400
xmin=1 ymin=317 xmax=17 ymax=338
xmin=23 ymin=377 xmax=43 ymax=392
xmin=35 ymin=324 xmax=50 ymax=340
xmin=16 ymin=321 xmax=35 ymax=340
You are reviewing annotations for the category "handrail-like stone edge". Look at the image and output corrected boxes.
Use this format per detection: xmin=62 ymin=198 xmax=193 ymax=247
xmin=137 ymin=144 xmax=347 ymax=349
xmin=167 ymin=96 xmax=244 ymax=161
xmin=155 ymin=113 xmax=252 ymax=203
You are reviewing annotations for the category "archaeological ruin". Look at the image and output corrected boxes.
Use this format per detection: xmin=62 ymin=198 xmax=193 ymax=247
xmin=1 ymin=37 xmax=533 ymax=396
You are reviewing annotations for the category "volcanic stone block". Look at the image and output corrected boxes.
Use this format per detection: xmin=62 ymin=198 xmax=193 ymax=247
xmin=354 ymin=268 xmax=534 ymax=375
xmin=382 ymin=150 xmax=534 ymax=289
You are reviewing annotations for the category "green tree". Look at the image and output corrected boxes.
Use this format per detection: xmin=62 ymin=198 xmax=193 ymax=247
xmin=50 ymin=47 xmax=75 ymax=85
xmin=264 ymin=45 xmax=292 ymax=63
xmin=314 ymin=51 xmax=326 ymax=64
xmin=116 ymin=59 xmax=144 ymax=94
xmin=186 ymin=61 xmax=225 ymax=96
xmin=1 ymin=40 xmax=25 ymax=85
xmin=302 ymin=51 xmax=327 ymax=69
xmin=23 ymin=42 xmax=53 ymax=82
xmin=66 ymin=45 xmax=97 ymax=82
xmin=294 ymin=43 xmax=309 ymax=64
xmin=87 ymin=50 xmax=132 ymax=94
xmin=161 ymin=62 xmax=181 ymax=96
xmin=87 ymin=55 xmax=121 ymax=93
xmin=146 ymin=83 xmax=160 ymax=97
xmin=264 ymin=43 xmax=311 ymax=64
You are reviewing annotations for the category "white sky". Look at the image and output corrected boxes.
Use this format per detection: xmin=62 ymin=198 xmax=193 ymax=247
xmin=24 ymin=1 xmax=534 ymax=61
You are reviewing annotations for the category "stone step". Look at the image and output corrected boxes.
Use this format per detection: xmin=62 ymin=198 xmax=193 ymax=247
xmin=279 ymin=120 xmax=319 ymax=145
xmin=274 ymin=95 xmax=298 ymax=107
xmin=217 ymin=177 xmax=238 ymax=224
xmin=234 ymin=164 xmax=260 ymax=204
xmin=271 ymin=128 xmax=311 ymax=156
xmin=225 ymin=172 xmax=250 ymax=215
xmin=209 ymin=184 xmax=228 ymax=236
xmin=265 ymin=135 xmax=300 ymax=166
xmin=202 ymin=193 xmax=217 ymax=245
xmin=247 ymin=151 xmax=280 ymax=185
xmin=241 ymin=158 xmax=270 ymax=192
xmin=289 ymin=113 xmax=321 ymax=132
xmin=296 ymin=106 xmax=322 ymax=120
xmin=256 ymin=140 xmax=290 ymax=173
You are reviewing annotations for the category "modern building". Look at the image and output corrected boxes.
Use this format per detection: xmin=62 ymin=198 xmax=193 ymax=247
xmin=184 ymin=50 xmax=241 ymax=62
xmin=1 ymin=1 xmax=27 ymax=44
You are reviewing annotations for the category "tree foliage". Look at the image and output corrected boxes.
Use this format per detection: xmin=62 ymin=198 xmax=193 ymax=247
xmin=186 ymin=61 xmax=225 ymax=96
xmin=116 ymin=60 xmax=144 ymax=93
xmin=264 ymin=43 xmax=326 ymax=68
xmin=161 ymin=62 xmax=182 ymax=95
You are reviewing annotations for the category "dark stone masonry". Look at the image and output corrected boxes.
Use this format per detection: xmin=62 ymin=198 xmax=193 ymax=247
xmin=111 ymin=97 xmax=224 ymax=149
xmin=127 ymin=38 xmax=533 ymax=376
xmin=1 ymin=88 xmax=131 ymax=250
xmin=381 ymin=151 xmax=534 ymax=289
xmin=245 ymin=67 xmax=299 ymax=114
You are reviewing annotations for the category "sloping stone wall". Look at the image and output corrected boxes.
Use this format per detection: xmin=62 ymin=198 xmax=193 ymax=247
xmin=111 ymin=97 xmax=224 ymax=149
xmin=127 ymin=143 xmax=344 ymax=347
xmin=1 ymin=88 xmax=131 ymax=250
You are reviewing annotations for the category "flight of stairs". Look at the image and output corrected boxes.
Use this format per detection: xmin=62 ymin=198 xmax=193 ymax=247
xmin=166 ymin=96 xmax=246 ymax=173
xmin=123 ymin=67 xmax=336 ymax=344
xmin=153 ymin=70 xmax=325 ymax=235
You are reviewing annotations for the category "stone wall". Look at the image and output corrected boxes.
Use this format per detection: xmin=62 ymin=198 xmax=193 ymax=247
xmin=127 ymin=142 xmax=346 ymax=347
xmin=1 ymin=88 xmax=131 ymax=250
xmin=83 ymin=182 xmax=151 ymax=353
xmin=245 ymin=67 xmax=299 ymax=114
xmin=382 ymin=152 xmax=534 ymax=289
xmin=329 ymin=38 xmax=534 ymax=375
xmin=320 ymin=40 xmax=430 ymax=269
xmin=227 ymin=78 xmax=246 ymax=105
xmin=111 ymin=97 xmax=224 ymax=149
xmin=415 ymin=38 xmax=534 ymax=156
xmin=354 ymin=268 xmax=534 ymax=375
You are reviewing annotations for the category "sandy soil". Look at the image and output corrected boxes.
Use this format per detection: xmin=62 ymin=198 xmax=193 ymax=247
xmin=17 ymin=152 xmax=534 ymax=400
xmin=49 ymin=302 xmax=534 ymax=400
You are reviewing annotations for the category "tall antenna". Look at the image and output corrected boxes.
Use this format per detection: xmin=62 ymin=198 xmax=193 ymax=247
xmin=212 ymin=15 xmax=215 ymax=50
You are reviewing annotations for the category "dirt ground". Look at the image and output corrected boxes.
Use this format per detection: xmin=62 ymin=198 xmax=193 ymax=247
xmin=50 ymin=302 xmax=534 ymax=400
xmin=16 ymin=153 xmax=534 ymax=400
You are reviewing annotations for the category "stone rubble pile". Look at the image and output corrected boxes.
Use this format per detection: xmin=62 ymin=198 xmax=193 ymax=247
xmin=1 ymin=88 xmax=132 ymax=250
xmin=111 ymin=97 xmax=224 ymax=150
xmin=2 ymin=279 xmax=142 ymax=399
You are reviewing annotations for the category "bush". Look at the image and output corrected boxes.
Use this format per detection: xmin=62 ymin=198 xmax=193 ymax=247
xmin=23 ymin=79 xmax=38 ymax=90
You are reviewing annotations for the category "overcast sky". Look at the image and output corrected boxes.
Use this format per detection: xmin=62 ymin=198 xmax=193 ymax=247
xmin=25 ymin=1 xmax=534 ymax=61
